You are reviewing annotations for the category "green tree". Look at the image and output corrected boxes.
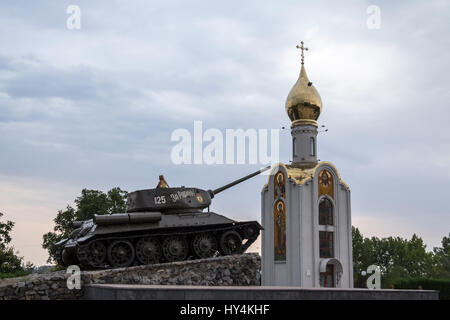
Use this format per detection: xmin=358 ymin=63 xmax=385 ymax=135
xmin=107 ymin=187 xmax=128 ymax=214
xmin=42 ymin=206 xmax=76 ymax=264
xmin=433 ymin=233 xmax=450 ymax=279
xmin=0 ymin=212 xmax=14 ymax=250
xmin=42 ymin=188 xmax=128 ymax=264
xmin=75 ymin=189 xmax=111 ymax=221
xmin=352 ymin=227 xmax=446 ymax=287
xmin=352 ymin=227 xmax=377 ymax=287
xmin=376 ymin=234 xmax=434 ymax=285
xmin=0 ymin=248 xmax=23 ymax=273
xmin=0 ymin=212 xmax=25 ymax=274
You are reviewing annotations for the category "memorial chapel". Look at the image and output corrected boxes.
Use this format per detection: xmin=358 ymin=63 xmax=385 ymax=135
xmin=261 ymin=42 xmax=353 ymax=288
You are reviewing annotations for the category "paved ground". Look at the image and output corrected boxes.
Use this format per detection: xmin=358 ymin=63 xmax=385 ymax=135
xmin=84 ymin=284 xmax=439 ymax=300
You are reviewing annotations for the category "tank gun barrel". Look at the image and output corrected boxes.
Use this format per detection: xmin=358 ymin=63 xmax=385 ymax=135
xmin=209 ymin=166 xmax=271 ymax=198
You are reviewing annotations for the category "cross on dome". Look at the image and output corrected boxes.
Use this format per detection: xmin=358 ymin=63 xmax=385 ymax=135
xmin=296 ymin=41 xmax=308 ymax=65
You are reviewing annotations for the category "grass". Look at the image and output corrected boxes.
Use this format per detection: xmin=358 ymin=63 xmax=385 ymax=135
xmin=0 ymin=270 xmax=32 ymax=280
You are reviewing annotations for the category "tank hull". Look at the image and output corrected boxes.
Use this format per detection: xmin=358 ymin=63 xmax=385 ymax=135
xmin=57 ymin=211 xmax=261 ymax=269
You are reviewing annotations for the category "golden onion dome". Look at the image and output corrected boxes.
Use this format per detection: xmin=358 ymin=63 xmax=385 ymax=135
xmin=285 ymin=64 xmax=322 ymax=124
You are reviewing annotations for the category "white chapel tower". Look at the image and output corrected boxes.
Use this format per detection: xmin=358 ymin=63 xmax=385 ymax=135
xmin=261 ymin=42 xmax=353 ymax=288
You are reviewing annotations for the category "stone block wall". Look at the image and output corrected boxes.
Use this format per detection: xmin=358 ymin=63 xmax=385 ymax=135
xmin=0 ymin=253 xmax=261 ymax=300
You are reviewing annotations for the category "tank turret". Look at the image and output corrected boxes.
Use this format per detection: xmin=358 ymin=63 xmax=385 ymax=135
xmin=126 ymin=166 xmax=270 ymax=214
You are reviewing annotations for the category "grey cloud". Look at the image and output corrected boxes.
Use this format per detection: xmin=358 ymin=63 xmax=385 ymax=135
xmin=0 ymin=1 xmax=449 ymax=265
xmin=4 ymin=64 xmax=111 ymax=101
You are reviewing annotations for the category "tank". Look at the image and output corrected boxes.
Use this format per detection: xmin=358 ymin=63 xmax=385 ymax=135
xmin=55 ymin=166 xmax=270 ymax=269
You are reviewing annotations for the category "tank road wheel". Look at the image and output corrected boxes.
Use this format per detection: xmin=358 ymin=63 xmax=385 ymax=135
xmin=62 ymin=248 xmax=77 ymax=266
xmin=107 ymin=240 xmax=135 ymax=268
xmin=162 ymin=236 xmax=189 ymax=262
xmin=243 ymin=224 xmax=260 ymax=240
xmin=192 ymin=233 xmax=217 ymax=259
xmin=55 ymin=248 xmax=65 ymax=266
xmin=219 ymin=230 xmax=242 ymax=256
xmin=86 ymin=241 xmax=107 ymax=268
xmin=136 ymin=237 xmax=162 ymax=265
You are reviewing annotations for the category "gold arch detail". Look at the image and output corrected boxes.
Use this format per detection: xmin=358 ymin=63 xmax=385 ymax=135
xmin=318 ymin=169 xmax=334 ymax=199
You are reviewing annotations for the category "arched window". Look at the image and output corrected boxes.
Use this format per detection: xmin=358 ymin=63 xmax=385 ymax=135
xmin=319 ymin=198 xmax=333 ymax=226
xmin=293 ymin=137 xmax=297 ymax=157
xmin=319 ymin=231 xmax=334 ymax=258
xmin=310 ymin=137 xmax=315 ymax=156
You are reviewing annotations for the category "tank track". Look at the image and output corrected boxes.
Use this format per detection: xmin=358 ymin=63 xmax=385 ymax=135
xmin=55 ymin=249 xmax=64 ymax=266
xmin=74 ymin=221 xmax=260 ymax=270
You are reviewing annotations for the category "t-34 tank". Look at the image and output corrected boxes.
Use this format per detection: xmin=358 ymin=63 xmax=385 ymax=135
xmin=55 ymin=166 xmax=270 ymax=269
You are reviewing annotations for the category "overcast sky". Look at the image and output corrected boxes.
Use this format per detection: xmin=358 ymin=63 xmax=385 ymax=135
xmin=0 ymin=0 xmax=449 ymax=265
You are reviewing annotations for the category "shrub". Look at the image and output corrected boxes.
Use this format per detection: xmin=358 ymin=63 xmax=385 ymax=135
xmin=390 ymin=277 xmax=450 ymax=300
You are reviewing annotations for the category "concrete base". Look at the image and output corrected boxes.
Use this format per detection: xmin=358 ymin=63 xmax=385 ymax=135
xmin=84 ymin=284 xmax=438 ymax=300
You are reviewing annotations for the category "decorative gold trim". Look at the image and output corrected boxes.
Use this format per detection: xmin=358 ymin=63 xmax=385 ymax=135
xmin=261 ymin=163 xmax=288 ymax=192
xmin=316 ymin=161 xmax=350 ymax=191
xmin=260 ymin=161 xmax=350 ymax=191
xmin=291 ymin=119 xmax=318 ymax=128
xmin=285 ymin=164 xmax=317 ymax=185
